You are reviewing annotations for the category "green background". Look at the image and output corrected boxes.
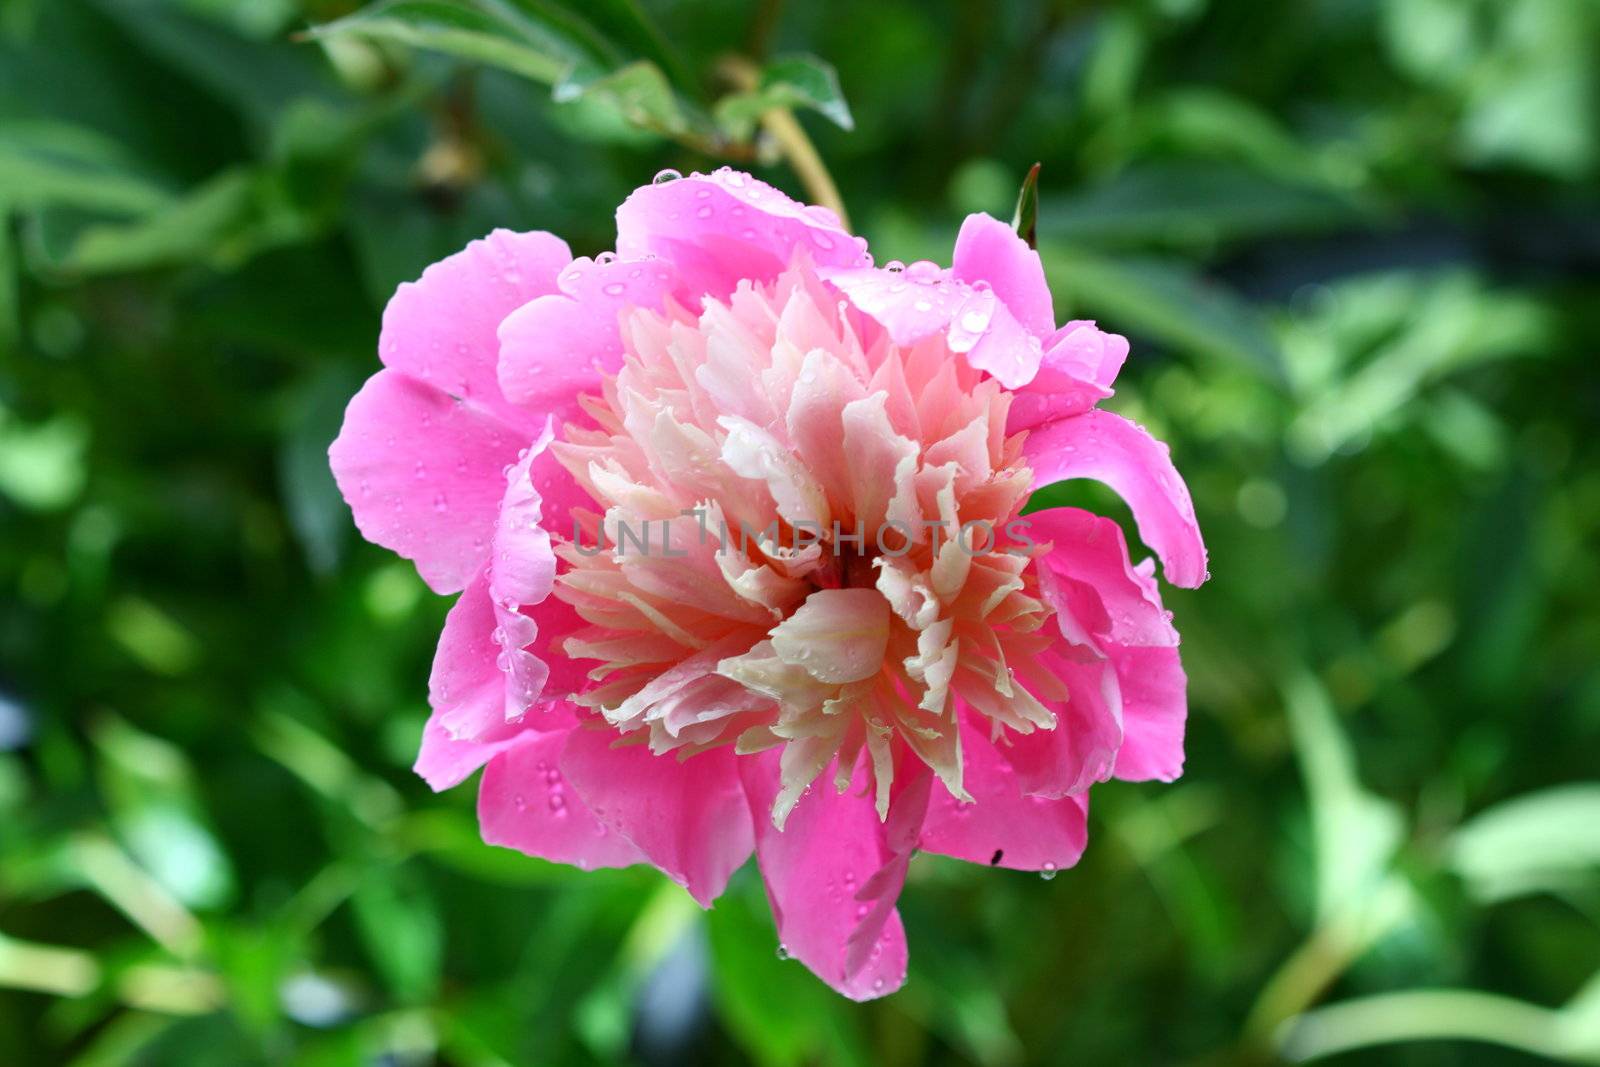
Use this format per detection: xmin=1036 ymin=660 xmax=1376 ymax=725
xmin=2 ymin=0 xmax=1598 ymax=1064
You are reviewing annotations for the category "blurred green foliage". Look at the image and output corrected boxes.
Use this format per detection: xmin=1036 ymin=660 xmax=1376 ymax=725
xmin=2 ymin=0 xmax=1599 ymax=1064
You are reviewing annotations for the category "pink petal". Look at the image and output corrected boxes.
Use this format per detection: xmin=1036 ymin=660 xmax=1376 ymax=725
xmin=1023 ymin=507 xmax=1178 ymax=649
xmin=559 ymin=727 xmax=753 ymax=906
xmin=487 ymin=433 xmax=574 ymax=720
xmin=918 ymin=717 xmax=1088 ymax=871
xmin=1006 ymin=321 xmax=1127 ymax=431
xmin=1000 ymin=655 xmax=1124 ymax=799
xmin=478 ymin=728 xmax=648 ymax=869
xmin=330 ymin=370 xmax=527 ymax=594
xmin=950 ymin=212 xmax=1055 ymax=337
xmin=1109 ymin=645 xmax=1187 ymax=782
xmin=415 ymin=712 xmax=525 ymax=792
xmin=377 ymin=228 xmax=571 ymax=434
xmin=614 ymin=169 xmax=868 ymax=299
xmin=418 ymin=572 xmax=580 ymax=790
xmin=825 ymin=262 xmax=1042 ymax=388
xmin=1024 ymin=409 xmax=1208 ymax=588
xmin=823 ymin=263 xmax=966 ymax=348
xmin=740 ymin=751 xmax=931 ymax=1000
xmin=497 ymin=254 xmax=681 ymax=415
xmin=948 ymin=285 xmax=1043 ymax=389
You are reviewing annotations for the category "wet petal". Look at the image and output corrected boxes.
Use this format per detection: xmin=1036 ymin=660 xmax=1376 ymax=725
xmin=918 ymin=717 xmax=1088 ymax=871
xmin=560 ymin=727 xmax=753 ymax=906
xmin=330 ymin=370 xmax=527 ymax=594
xmin=1025 ymin=409 xmax=1208 ymax=588
xmin=615 ymin=169 xmax=868 ymax=299
xmin=740 ymin=751 xmax=930 ymax=1000
xmin=479 ymin=728 xmax=647 ymax=869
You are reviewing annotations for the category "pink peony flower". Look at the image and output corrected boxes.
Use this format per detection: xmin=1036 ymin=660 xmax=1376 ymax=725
xmin=329 ymin=168 xmax=1206 ymax=999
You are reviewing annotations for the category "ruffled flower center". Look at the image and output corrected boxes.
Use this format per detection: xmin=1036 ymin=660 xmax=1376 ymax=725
xmin=549 ymin=263 xmax=1063 ymax=825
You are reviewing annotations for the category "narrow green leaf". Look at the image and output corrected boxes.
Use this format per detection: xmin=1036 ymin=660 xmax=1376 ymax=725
xmin=0 ymin=121 xmax=173 ymax=215
xmin=1449 ymin=783 xmax=1600 ymax=903
xmin=305 ymin=0 xmax=586 ymax=86
xmin=1037 ymin=162 xmax=1366 ymax=248
xmin=90 ymin=714 xmax=236 ymax=911
xmin=1011 ymin=161 xmax=1040 ymax=249
xmin=351 ymin=864 xmax=443 ymax=1003
xmin=1281 ymin=669 xmax=1404 ymax=922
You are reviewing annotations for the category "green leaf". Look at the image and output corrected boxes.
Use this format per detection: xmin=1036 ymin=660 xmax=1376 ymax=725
xmin=89 ymin=715 xmax=235 ymax=912
xmin=1037 ymin=162 xmax=1367 ymax=249
xmin=49 ymin=165 xmax=328 ymax=274
xmin=1281 ymin=669 xmax=1404 ymax=923
xmin=305 ymin=0 xmax=594 ymax=86
xmin=351 ymin=863 xmax=443 ymax=1003
xmin=1449 ymin=783 xmax=1600 ymax=903
xmin=1037 ymin=244 xmax=1285 ymax=385
xmin=714 ymin=54 xmax=853 ymax=142
xmin=0 ymin=121 xmax=173 ymax=215
xmin=1010 ymin=161 xmax=1040 ymax=249
xmin=555 ymin=59 xmax=692 ymax=138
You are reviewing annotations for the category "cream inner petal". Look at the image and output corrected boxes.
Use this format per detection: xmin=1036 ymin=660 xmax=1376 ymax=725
xmin=547 ymin=263 xmax=1075 ymax=827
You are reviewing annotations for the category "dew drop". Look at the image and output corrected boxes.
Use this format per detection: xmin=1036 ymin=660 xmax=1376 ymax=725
xmin=695 ymin=205 xmax=714 ymax=219
xmin=1040 ymin=862 xmax=1058 ymax=881
xmin=513 ymin=794 xmax=526 ymax=811
xmin=602 ymin=282 xmax=626 ymax=297
xmin=775 ymin=943 xmax=790 ymax=961
xmin=652 ymin=168 xmax=681 ymax=184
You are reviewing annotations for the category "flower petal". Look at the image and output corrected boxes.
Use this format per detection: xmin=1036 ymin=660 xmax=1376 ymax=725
xmin=825 ymin=262 xmax=1043 ymax=387
xmin=479 ymin=728 xmax=648 ymax=869
xmin=378 ymin=228 xmax=571 ymax=433
xmin=497 ymin=255 xmax=681 ymax=416
xmin=330 ymin=370 xmax=527 ymax=594
xmin=615 ymin=169 xmax=868 ymax=299
xmin=770 ymin=588 xmax=891 ymax=684
xmin=1024 ymin=409 xmax=1208 ymax=588
xmin=823 ymin=263 xmax=967 ymax=348
xmin=1000 ymin=655 xmax=1124 ymax=799
xmin=415 ymin=712 xmax=524 ymax=792
xmin=418 ymin=571 xmax=579 ymax=789
xmin=1109 ymin=644 xmax=1187 ymax=782
xmin=1023 ymin=507 xmax=1178 ymax=649
xmin=918 ymin=717 xmax=1088 ymax=872
xmin=740 ymin=751 xmax=930 ymax=1000
xmin=950 ymin=212 xmax=1054 ymax=338
xmin=559 ymin=727 xmax=753 ymax=906
xmin=1006 ymin=321 xmax=1126 ymax=431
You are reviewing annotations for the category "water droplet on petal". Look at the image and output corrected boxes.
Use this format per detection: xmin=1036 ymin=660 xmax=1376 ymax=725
xmin=775 ymin=943 xmax=790 ymax=961
xmin=653 ymin=168 xmax=681 ymax=184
